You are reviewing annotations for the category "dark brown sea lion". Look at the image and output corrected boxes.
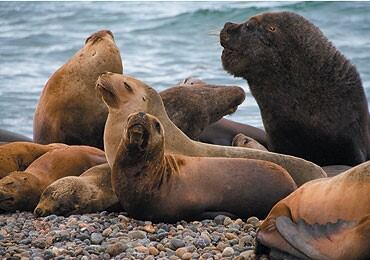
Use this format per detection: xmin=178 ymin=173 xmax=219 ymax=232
xmin=34 ymin=163 xmax=120 ymax=217
xmin=232 ymin=133 xmax=268 ymax=151
xmin=112 ymin=112 xmax=296 ymax=222
xmin=220 ymin=11 xmax=370 ymax=166
xmin=33 ymin=30 xmax=123 ymax=149
xmin=0 ymin=146 xmax=106 ymax=211
xmin=0 ymin=142 xmax=67 ymax=179
xmin=97 ymin=73 xmax=326 ymax=186
xmin=161 ymin=80 xmax=245 ymax=139
xmin=0 ymin=129 xmax=32 ymax=143
xmin=256 ymin=161 xmax=370 ymax=259
xmin=199 ymin=118 xmax=267 ymax=147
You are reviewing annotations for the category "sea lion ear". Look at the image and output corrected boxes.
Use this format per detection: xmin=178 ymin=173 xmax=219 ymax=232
xmin=96 ymin=83 xmax=120 ymax=109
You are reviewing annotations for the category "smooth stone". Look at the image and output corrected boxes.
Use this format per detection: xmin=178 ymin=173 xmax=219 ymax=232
xmin=181 ymin=252 xmax=192 ymax=260
xmin=148 ymin=246 xmax=159 ymax=256
xmin=223 ymin=217 xmax=233 ymax=226
xmin=170 ymin=238 xmax=185 ymax=250
xmin=175 ymin=247 xmax=187 ymax=258
xmin=222 ymin=247 xmax=235 ymax=257
xmin=128 ymin=230 xmax=147 ymax=240
xmin=91 ymin=233 xmax=104 ymax=244
xmin=106 ymin=242 xmax=128 ymax=256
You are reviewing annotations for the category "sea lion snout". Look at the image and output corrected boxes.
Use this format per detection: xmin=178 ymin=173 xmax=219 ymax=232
xmin=34 ymin=207 xmax=44 ymax=217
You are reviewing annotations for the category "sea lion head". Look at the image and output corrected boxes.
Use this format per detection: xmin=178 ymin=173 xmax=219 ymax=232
xmin=0 ymin=171 xmax=41 ymax=211
xmin=232 ymin=133 xmax=268 ymax=151
xmin=96 ymin=73 xmax=163 ymax=116
xmin=123 ymin=112 xmax=164 ymax=160
xmin=34 ymin=177 xmax=88 ymax=217
xmin=85 ymin=30 xmax=115 ymax=45
xmin=162 ymin=79 xmax=245 ymax=138
xmin=220 ymin=12 xmax=326 ymax=81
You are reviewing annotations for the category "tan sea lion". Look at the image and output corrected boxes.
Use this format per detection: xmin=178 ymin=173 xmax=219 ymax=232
xmin=34 ymin=163 xmax=120 ymax=217
xmin=97 ymin=73 xmax=326 ymax=186
xmin=33 ymin=30 xmax=123 ymax=149
xmin=162 ymin=79 xmax=245 ymax=139
xmin=0 ymin=142 xmax=67 ymax=179
xmin=112 ymin=112 xmax=296 ymax=222
xmin=256 ymin=161 xmax=370 ymax=259
xmin=0 ymin=146 xmax=106 ymax=211
xmin=220 ymin=11 xmax=370 ymax=166
xmin=232 ymin=133 xmax=268 ymax=151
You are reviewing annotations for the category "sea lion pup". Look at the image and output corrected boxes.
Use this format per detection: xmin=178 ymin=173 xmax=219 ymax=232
xmin=0 ymin=146 xmax=106 ymax=212
xmin=0 ymin=129 xmax=32 ymax=143
xmin=33 ymin=30 xmax=123 ymax=149
xmin=161 ymin=79 xmax=245 ymax=139
xmin=232 ymin=133 xmax=268 ymax=151
xmin=199 ymin=118 xmax=267 ymax=147
xmin=34 ymin=163 xmax=120 ymax=217
xmin=256 ymin=161 xmax=370 ymax=259
xmin=0 ymin=142 xmax=67 ymax=179
xmin=97 ymin=73 xmax=326 ymax=186
xmin=112 ymin=112 xmax=296 ymax=222
xmin=220 ymin=11 xmax=370 ymax=166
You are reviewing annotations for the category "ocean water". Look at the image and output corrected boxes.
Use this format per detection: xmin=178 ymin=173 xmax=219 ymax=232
xmin=1 ymin=1 xmax=370 ymax=138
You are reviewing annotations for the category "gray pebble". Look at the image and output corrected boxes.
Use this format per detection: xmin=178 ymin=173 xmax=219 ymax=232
xmin=91 ymin=233 xmax=104 ymax=244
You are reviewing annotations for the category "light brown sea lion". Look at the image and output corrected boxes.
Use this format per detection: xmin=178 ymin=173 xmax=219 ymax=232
xmin=0 ymin=146 xmax=106 ymax=212
xmin=0 ymin=142 xmax=67 ymax=179
xmin=97 ymin=73 xmax=326 ymax=186
xmin=220 ymin=11 xmax=370 ymax=166
xmin=34 ymin=163 xmax=120 ymax=217
xmin=232 ymin=133 xmax=268 ymax=151
xmin=112 ymin=112 xmax=296 ymax=222
xmin=199 ymin=118 xmax=267 ymax=147
xmin=161 ymin=79 xmax=245 ymax=139
xmin=33 ymin=30 xmax=123 ymax=149
xmin=256 ymin=161 xmax=370 ymax=259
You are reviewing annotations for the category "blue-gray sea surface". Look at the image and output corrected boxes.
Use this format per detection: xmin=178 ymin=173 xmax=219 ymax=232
xmin=1 ymin=1 xmax=370 ymax=138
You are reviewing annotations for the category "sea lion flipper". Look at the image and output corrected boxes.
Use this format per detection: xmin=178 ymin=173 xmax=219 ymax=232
xmin=276 ymin=216 xmax=359 ymax=260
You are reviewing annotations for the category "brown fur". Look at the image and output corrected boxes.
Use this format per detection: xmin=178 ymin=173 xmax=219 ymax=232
xmin=98 ymin=73 xmax=325 ymax=186
xmin=33 ymin=30 xmax=123 ymax=149
xmin=112 ymin=112 xmax=296 ymax=222
xmin=162 ymin=79 xmax=245 ymax=139
xmin=0 ymin=146 xmax=106 ymax=211
xmin=256 ymin=162 xmax=370 ymax=259
xmin=0 ymin=142 xmax=67 ymax=179
xmin=221 ymin=11 xmax=370 ymax=166
xmin=35 ymin=163 xmax=120 ymax=216
xmin=200 ymin=118 xmax=267 ymax=147
xmin=232 ymin=133 xmax=268 ymax=151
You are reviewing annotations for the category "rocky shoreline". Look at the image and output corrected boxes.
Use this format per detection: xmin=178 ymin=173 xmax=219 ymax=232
xmin=0 ymin=212 xmax=268 ymax=259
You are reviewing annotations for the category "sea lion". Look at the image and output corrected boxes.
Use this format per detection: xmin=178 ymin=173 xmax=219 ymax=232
xmin=33 ymin=30 xmax=123 ymax=149
xmin=0 ymin=146 xmax=106 ymax=211
xmin=322 ymin=165 xmax=352 ymax=177
xmin=232 ymin=133 xmax=268 ymax=151
xmin=220 ymin=11 xmax=370 ymax=166
xmin=97 ymin=72 xmax=326 ymax=186
xmin=0 ymin=142 xmax=67 ymax=179
xmin=199 ymin=118 xmax=267 ymax=147
xmin=161 ymin=79 xmax=245 ymax=139
xmin=34 ymin=163 xmax=120 ymax=217
xmin=112 ymin=112 xmax=296 ymax=222
xmin=256 ymin=161 xmax=370 ymax=259
xmin=0 ymin=129 xmax=32 ymax=143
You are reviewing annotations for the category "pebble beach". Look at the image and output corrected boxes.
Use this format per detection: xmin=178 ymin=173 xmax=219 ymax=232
xmin=0 ymin=212 xmax=266 ymax=260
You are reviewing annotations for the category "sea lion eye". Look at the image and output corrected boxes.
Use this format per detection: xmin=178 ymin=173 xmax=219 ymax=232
xmin=142 ymin=96 xmax=146 ymax=102
xmin=124 ymin=82 xmax=133 ymax=92
xmin=268 ymin=26 xmax=276 ymax=32
xmin=154 ymin=122 xmax=161 ymax=132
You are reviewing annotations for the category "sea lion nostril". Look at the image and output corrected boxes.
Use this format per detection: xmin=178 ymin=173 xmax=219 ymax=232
xmin=34 ymin=207 xmax=43 ymax=217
